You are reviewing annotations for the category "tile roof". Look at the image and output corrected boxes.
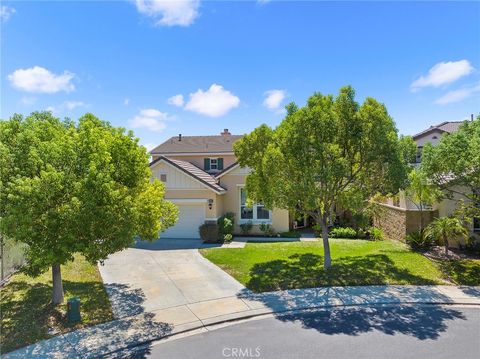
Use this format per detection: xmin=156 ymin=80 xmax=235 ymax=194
xmin=150 ymin=156 xmax=226 ymax=194
xmin=151 ymin=134 xmax=243 ymax=154
xmin=413 ymin=121 xmax=466 ymax=140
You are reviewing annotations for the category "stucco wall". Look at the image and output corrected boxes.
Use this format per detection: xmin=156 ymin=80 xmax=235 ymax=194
xmin=218 ymin=170 xmax=290 ymax=234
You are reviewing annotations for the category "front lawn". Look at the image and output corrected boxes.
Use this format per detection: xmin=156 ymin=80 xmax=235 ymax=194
xmin=200 ymin=239 xmax=448 ymax=292
xmin=435 ymin=259 xmax=480 ymax=286
xmin=1 ymin=255 xmax=113 ymax=354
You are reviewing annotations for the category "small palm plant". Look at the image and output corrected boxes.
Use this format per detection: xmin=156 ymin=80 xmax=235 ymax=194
xmin=425 ymin=217 xmax=469 ymax=256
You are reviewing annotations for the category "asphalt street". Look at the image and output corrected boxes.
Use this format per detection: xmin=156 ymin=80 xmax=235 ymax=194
xmin=113 ymin=304 xmax=480 ymax=359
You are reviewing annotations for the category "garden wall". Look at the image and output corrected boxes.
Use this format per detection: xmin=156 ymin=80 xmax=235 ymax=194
xmin=373 ymin=202 xmax=437 ymax=242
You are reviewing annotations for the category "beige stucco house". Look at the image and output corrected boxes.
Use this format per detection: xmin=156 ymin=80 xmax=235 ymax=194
xmin=149 ymin=129 xmax=290 ymax=238
xmin=376 ymin=121 xmax=479 ymax=244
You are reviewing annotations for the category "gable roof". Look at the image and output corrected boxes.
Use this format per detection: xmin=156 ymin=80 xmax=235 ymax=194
xmin=150 ymin=156 xmax=226 ymax=194
xmin=150 ymin=134 xmax=243 ymax=155
xmin=214 ymin=162 xmax=240 ymax=179
xmin=412 ymin=121 xmax=465 ymax=140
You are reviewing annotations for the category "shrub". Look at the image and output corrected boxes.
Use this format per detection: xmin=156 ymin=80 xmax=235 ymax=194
xmin=279 ymin=230 xmax=301 ymax=238
xmin=199 ymin=223 xmax=220 ymax=243
xmin=405 ymin=231 xmax=434 ymax=250
xmin=370 ymin=227 xmax=385 ymax=241
xmin=330 ymin=227 xmax=357 ymax=239
xmin=224 ymin=234 xmax=233 ymax=243
xmin=218 ymin=213 xmax=235 ymax=241
xmin=240 ymin=221 xmax=253 ymax=235
xmin=260 ymin=223 xmax=276 ymax=237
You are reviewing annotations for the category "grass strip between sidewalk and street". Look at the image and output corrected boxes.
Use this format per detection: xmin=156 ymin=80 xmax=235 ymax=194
xmin=1 ymin=254 xmax=113 ymax=354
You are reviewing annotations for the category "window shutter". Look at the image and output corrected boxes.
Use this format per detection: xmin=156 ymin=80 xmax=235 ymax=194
xmin=204 ymin=158 xmax=210 ymax=171
xmin=218 ymin=158 xmax=224 ymax=170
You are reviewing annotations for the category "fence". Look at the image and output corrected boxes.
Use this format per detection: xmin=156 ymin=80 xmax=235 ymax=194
xmin=1 ymin=235 xmax=26 ymax=282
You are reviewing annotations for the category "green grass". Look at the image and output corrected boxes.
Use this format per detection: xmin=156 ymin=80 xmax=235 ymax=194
xmin=1 ymin=255 xmax=113 ymax=354
xmin=435 ymin=259 xmax=480 ymax=286
xmin=200 ymin=239 xmax=449 ymax=292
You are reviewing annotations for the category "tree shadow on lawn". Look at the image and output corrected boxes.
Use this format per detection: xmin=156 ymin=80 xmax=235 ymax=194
xmin=2 ymin=280 xmax=175 ymax=356
xmin=436 ymin=259 xmax=480 ymax=286
xmin=1 ymin=279 xmax=114 ymax=353
xmin=246 ymin=253 xmax=438 ymax=292
xmin=239 ymin=253 xmax=467 ymax=341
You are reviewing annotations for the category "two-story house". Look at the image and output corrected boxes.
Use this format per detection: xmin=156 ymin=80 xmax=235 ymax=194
xmin=376 ymin=120 xmax=479 ymax=243
xmin=149 ymin=129 xmax=290 ymax=238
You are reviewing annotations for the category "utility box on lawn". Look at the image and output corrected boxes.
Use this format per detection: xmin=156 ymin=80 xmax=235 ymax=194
xmin=67 ymin=297 xmax=81 ymax=324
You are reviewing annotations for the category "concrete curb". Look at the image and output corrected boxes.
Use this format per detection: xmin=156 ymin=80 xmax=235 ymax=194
xmin=5 ymin=285 xmax=480 ymax=358
xmin=102 ymin=299 xmax=480 ymax=358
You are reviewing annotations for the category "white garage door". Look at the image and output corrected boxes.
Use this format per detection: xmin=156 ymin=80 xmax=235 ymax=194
xmin=161 ymin=204 xmax=205 ymax=239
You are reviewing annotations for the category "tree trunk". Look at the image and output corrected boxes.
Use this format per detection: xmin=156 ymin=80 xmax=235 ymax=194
xmin=320 ymin=216 xmax=332 ymax=269
xmin=52 ymin=264 xmax=64 ymax=304
xmin=419 ymin=203 xmax=424 ymax=233
xmin=444 ymin=235 xmax=449 ymax=257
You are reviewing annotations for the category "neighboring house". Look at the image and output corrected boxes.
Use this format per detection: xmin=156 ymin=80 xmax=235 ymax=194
xmin=149 ymin=129 xmax=290 ymax=238
xmin=376 ymin=121 xmax=479 ymax=244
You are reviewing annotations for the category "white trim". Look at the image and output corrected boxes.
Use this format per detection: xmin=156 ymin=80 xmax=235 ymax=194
xmin=238 ymin=186 xmax=272 ymax=224
xmin=150 ymin=158 xmax=225 ymax=195
xmin=205 ymin=217 xmax=219 ymax=221
xmin=152 ymin=152 xmax=234 ymax=156
xmin=167 ymin=198 xmax=208 ymax=203
xmin=215 ymin=163 xmax=241 ymax=179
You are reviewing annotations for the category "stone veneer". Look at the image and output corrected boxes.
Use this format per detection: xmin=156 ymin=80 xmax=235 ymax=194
xmin=373 ymin=202 xmax=438 ymax=242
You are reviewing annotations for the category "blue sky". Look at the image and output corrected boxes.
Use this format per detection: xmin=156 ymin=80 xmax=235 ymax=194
xmin=1 ymin=1 xmax=479 ymax=150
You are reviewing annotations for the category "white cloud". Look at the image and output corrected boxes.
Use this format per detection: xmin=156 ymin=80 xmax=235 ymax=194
xmin=411 ymin=60 xmax=474 ymax=92
xmin=44 ymin=101 xmax=87 ymax=115
xmin=45 ymin=106 xmax=57 ymax=114
xmin=167 ymin=94 xmax=184 ymax=107
xmin=20 ymin=96 xmax=37 ymax=106
xmin=129 ymin=108 xmax=170 ymax=132
xmin=185 ymin=84 xmax=240 ymax=117
xmin=8 ymin=66 xmax=75 ymax=93
xmin=124 ymin=98 xmax=130 ymax=106
xmin=263 ymin=89 xmax=286 ymax=110
xmin=1 ymin=5 xmax=16 ymax=22
xmin=134 ymin=0 xmax=200 ymax=27
xmin=64 ymin=101 xmax=86 ymax=110
xmin=435 ymin=84 xmax=480 ymax=105
xmin=141 ymin=142 xmax=157 ymax=152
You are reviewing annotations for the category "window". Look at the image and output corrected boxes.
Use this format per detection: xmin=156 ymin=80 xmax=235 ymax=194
xmin=210 ymin=158 xmax=218 ymax=170
xmin=416 ymin=146 xmax=423 ymax=163
xmin=204 ymin=158 xmax=224 ymax=171
xmin=239 ymin=187 xmax=271 ymax=223
xmin=160 ymin=174 xmax=167 ymax=182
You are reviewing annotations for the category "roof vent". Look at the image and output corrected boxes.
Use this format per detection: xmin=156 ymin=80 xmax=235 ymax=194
xmin=221 ymin=129 xmax=231 ymax=136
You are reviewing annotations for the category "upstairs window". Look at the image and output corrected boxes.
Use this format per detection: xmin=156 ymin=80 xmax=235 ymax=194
xmin=204 ymin=158 xmax=224 ymax=171
xmin=160 ymin=174 xmax=167 ymax=182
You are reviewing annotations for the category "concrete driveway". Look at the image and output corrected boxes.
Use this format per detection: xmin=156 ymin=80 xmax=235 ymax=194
xmin=98 ymin=238 xmax=247 ymax=320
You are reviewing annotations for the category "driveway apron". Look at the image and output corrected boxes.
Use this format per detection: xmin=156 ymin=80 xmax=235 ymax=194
xmin=98 ymin=238 xmax=246 ymax=319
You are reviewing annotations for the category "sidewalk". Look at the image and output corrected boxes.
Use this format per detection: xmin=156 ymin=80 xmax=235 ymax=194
xmin=5 ymin=285 xmax=480 ymax=358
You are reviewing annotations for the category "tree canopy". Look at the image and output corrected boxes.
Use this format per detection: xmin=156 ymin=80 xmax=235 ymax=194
xmin=0 ymin=112 xmax=178 ymax=303
xmin=421 ymin=116 xmax=480 ymax=217
xmin=234 ymin=86 xmax=409 ymax=268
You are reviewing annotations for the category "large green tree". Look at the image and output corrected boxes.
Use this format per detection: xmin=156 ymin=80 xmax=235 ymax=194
xmin=405 ymin=168 xmax=442 ymax=232
xmin=0 ymin=112 xmax=178 ymax=303
xmin=234 ymin=86 xmax=409 ymax=268
xmin=421 ymin=117 xmax=480 ymax=220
